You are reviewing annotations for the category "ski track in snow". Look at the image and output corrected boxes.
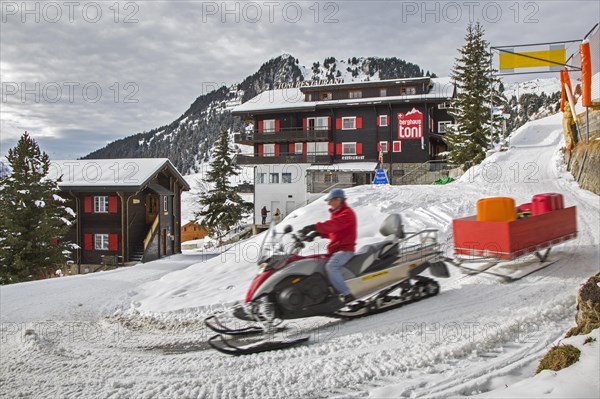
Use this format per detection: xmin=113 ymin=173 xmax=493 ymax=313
xmin=1 ymin=113 xmax=599 ymax=398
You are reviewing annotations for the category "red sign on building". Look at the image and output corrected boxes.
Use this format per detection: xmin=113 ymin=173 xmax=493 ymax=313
xmin=397 ymin=108 xmax=423 ymax=139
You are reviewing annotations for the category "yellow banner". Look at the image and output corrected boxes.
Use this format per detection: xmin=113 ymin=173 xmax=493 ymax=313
xmin=499 ymin=48 xmax=566 ymax=70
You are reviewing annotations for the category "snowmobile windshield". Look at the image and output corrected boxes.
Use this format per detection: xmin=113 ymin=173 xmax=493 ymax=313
xmin=258 ymin=222 xmax=286 ymax=264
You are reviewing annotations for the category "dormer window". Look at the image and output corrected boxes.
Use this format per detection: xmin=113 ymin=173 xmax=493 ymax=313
xmin=305 ymin=93 xmax=312 ymax=101
xmin=321 ymin=92 xmax=332 ymax=100
xmin=349 ymin=90 xmax=362 ymax=99
xmin=401 ymin=86 xmax=416 ymax=95
xmin=379 ymin=88 xmax=387 ymax=97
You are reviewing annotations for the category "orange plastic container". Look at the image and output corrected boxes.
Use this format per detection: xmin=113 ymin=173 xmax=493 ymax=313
xmin=532 ymin=193 xmax=564 ymax=216
xmin=476 ymin=197 xmax=516 ymax=222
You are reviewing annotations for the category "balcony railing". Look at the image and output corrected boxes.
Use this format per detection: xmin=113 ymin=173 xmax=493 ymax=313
xmin=235 ymin=127 xmax=331 ymax=145
xmin=236 ymin=153 xmax=333 ymax=165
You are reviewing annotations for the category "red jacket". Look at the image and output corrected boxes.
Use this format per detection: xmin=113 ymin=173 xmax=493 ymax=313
xmin=315 ymin=202 xmax=357 ymax=254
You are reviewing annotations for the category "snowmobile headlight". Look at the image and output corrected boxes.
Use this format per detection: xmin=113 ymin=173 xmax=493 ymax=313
xmin=257 ymin=262 xmax=269 ymax=272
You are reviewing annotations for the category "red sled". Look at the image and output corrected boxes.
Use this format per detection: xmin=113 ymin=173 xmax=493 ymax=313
xmin=450 ymin=201 xmax=577 ymax=281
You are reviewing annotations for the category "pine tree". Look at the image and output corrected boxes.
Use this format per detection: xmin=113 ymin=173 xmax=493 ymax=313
xmin=195 ymin=128 xmax=248 ymax=245
xmin=445 ymin=22 xmax=504 ymax=169
xmin=0 ymin=133 xmax=74 ymax=284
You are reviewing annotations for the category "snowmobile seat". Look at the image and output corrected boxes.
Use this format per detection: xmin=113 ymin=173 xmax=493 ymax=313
xmin=342 ymin=240 xmax=398 ymax=278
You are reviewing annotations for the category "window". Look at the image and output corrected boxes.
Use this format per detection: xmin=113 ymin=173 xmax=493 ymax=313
xmin=263 ymin=144 xmax=275 ymax=157
xmin=349 ymin=90 xmax=362 ymax=99
xmin=379 ymin=115 xmax=389 ymax=127
xmin=342 ymin=117 xmax=356 ymax=130
xmin=379 ymin=88 xmax=387 ymax=97
xmin=294 ymin=143 xmax=303 ymax=154
xmin=269 ymin=173 xmax=279 ymax=184
xmin=438 ymin=102 xmax=450 ymax=109
xmin=163 ymin=196 xmax=168 ymax=213
xmin=307 ymin=142 xmax=328 ymax=155
xmin=438 ymin=121 xmax=452 ymax=133
xmin=257 ymin=173 xmax=266 ymax=184
xmin=321 ymin=92 xmax=332 ymax=100
xmin=305 ymin=93 xmax=312 ymax=101
xmin=263 ymin=119 xmax=275 ymax=133
xmin=94 ymin=234 xmax=109 ymax=250
xmin=282 ymin=173 xmax=292 ymax=184
xmin=324 ymin=172 xmax=338 ymax=183
xmin=342 ymin=142 xmax=356 ymax=155
xmin=307 ymin=116 xmax=329 ymax=131
xmin=401 ymin=86 xmax=417 ymax=95
xmin=94 ymin=196 xmax=108 ymax=213
xmin=379 ymin=141 xmax=389 ymax=153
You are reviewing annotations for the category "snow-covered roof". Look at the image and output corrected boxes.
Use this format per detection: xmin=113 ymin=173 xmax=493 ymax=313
xmin=307 ymin=162 xmax=378 ymax=172
xmin=48 ymin=158 xmax=190 ymax=191
xmin=232 ymin=78 xmax=455 ymax=114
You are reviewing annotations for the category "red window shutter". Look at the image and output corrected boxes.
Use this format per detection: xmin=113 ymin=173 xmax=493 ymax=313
xmin=84 ymin=234 xmax=93 ymax=251
xmin=327 ymin=116 xmax=332 ymax=129
xmin=356 ymin=143 xmax=363 ymax=154
xmin=275 ymin=120 xmax=280 ymax=133
xmin=274 ymin=144 xmax=280 ymax=157
xmin=356 ymin=117 xmax=363 ymax=129
xmin=258 ymin=144 xmax=263 ymax=157
xmin=328 ymin=142 xmax=334 ymax=156
xmin=336 ymin=118 xmax=342 ymax=130
xmin=289 ymin=143 xmax=295 ymax=154
xmin=84 ymin=196 xmax=92 ymax=213
xmin=258 ymin=120 xmax=264 ymax=134
xmin=393 ymin=141 xmax=402 ymax=152
xmin=386 ymin=141 xmax=390 ymax=152
xmin=108 ymin=196 xmax=118 ymax=214
xmin=109 ymin=234 xmax=119 ymax=251
xmin=377 ymin=116 xmax=381 ymax=127
xmin=377 ymin=142 xmax=381 ymax=151
xmin=302 ymin=118 xmax=307 ymax=131
xmin=336 ymin=144 xmax=342 ymax=154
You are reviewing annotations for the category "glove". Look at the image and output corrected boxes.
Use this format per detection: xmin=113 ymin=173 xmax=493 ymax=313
xmin=300 ymin=224 xmax=316 ymax=235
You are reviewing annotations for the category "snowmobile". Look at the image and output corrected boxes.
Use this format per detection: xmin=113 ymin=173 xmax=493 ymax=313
xmin=205 ymin=213 xmax=449 ymax=355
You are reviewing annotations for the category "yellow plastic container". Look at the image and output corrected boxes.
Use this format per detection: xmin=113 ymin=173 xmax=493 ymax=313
xmin=476 ymin=197 xmax=517 ymax=222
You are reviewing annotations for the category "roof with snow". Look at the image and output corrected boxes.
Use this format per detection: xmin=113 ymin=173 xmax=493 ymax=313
xmin=48 ymin=158 xmax=190 ymax=192
xmin=232 ymin=78 xmax=455 ymax=115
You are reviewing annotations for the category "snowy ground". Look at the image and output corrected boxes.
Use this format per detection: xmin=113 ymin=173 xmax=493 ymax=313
xmin=1 ymin=113 xmax=599 ymax=398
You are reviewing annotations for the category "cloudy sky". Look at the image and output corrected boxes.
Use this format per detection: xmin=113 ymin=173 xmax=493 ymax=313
xmin=1 ymin=0 xmax=598 ymax=160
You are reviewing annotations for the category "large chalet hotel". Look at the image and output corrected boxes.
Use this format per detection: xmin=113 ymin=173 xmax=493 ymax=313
xmin=232 ymin=76 xmax=455 ymax=225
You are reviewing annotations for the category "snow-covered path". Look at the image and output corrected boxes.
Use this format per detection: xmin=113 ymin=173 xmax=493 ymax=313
xmin=1 ymin=114 xmax=598 ymax=398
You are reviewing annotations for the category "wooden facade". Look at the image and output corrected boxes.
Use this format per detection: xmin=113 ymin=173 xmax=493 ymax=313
xmin=181 ymin=221 xmax=208 ymax=243
xmin=233 ymin=77 xmax=455 ymax=167
xmin=57 ymin=159 xmax=190 ymax=266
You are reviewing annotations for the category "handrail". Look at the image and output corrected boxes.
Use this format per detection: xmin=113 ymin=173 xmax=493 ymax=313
xmin=396 ymin=160 xmax=457 ymax=184
xmin=143 ymin=216 xmax=159 ymax=251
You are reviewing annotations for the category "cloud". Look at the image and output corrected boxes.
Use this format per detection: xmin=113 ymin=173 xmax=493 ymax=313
xmin=1 ymin=0 xmax=598 ymax=159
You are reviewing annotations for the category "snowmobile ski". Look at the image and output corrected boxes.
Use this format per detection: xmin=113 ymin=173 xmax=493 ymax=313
xmin=208 ymin=334 xmax=309 ymax=356
xmin=204 ymin=315 xmax=284 ymax=336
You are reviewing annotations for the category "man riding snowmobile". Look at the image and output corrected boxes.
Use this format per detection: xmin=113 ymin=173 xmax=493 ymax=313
xmin=301 ymin=188 xmax=357 ymax=303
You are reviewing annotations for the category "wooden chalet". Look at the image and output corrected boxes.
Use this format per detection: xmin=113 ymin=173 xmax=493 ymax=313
xmin=181 ymin=221 xmax=208 ymax=243
xmin=50 ymin=159 xmax=190 ymax=266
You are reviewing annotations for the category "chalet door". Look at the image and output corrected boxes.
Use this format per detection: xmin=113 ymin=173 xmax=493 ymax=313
xmin=146 ymin=194 xmax=159 ymax=224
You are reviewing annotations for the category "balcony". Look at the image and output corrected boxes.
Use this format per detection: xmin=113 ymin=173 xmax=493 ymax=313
xmin=236 ymin=153 xmax=333 ymax=165
xmin=235 ymin=127 xmax=332 ymax=145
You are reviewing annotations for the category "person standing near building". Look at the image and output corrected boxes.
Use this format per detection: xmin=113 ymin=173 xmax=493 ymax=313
xmin=274 ymin=208 xmax=282 ymax=224
xmin=301 ymin=188 xmax=357 ymax=303
xmin=261 ymin=206 xmax=269 ymax=224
